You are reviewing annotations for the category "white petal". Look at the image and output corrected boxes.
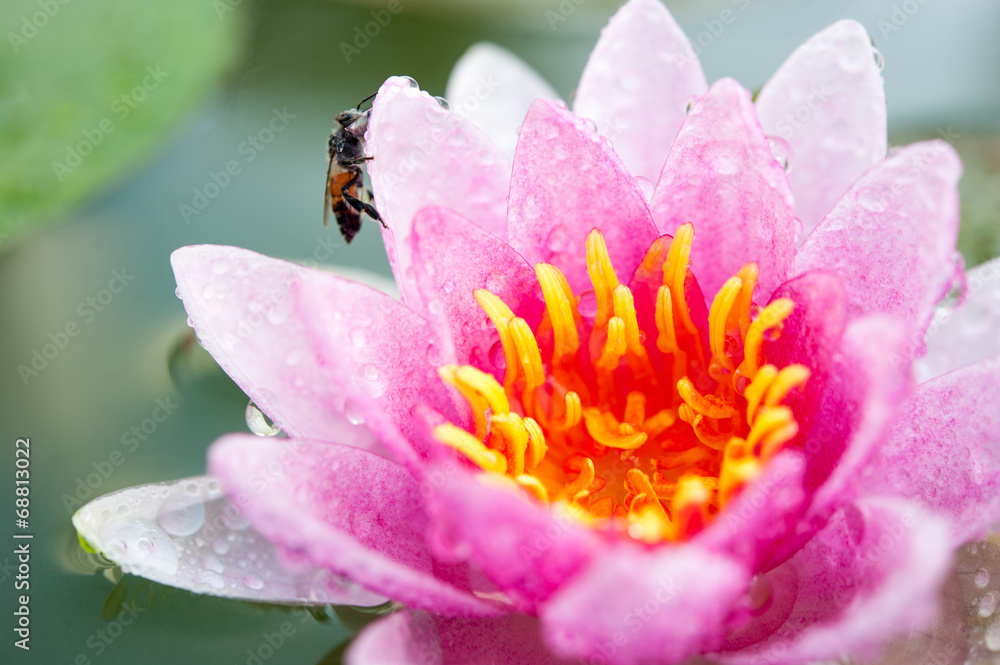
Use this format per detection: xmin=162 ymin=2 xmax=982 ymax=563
xmin=445 ymin=42 xmax=558 ymax=165
xmin=72 ymin=476 xmax=386 ymax=606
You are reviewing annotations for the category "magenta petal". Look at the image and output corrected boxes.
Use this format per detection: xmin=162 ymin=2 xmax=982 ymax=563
xmin=917 ymin=257 xmax=1000 ymax=382
xmin=171 ymin=245 xmax=379 ymax=451
xmin=508 ymin=99 xmax=659 ymax=294
xmin=719 ymin=498 xmax=952 ymax=665
xmin=347 ymin=611 xmax=573 ymax=665
xmin=426 ymin=465 xmax=602 ymax=612
xmin=409 ymin=206 xmax=544 ymax=376
xmin=573 ymin=0 xmax=707 ymax=183
xmin=542 ymin=542 xmax=750 ymax=665
xmin=650 ymin=78 xmax=797 ymax=300
xmin=852 ymin=354 xmax=1000 ymax=546
xmin=208 ymin=434 xmax=502 ymax=617
xmin=756 ymin=20 xmax=887 ymax=239
xmin=367 ymin=76 xmax=511 ymax=307
xmin=792 ymin=140 xmax=962 ymax=343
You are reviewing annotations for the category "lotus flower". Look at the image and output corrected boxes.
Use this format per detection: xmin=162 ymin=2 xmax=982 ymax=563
xmin=73 ymin=1 xmax=1000 ymax=663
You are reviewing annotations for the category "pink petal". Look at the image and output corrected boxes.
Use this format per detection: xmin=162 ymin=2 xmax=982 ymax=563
xmin=792 ymin=140 xmax=963 ymax=344
xmin=852 ymin=353 xmax=1000 ymax=546
xmin=445 ymin=43 xmax=558 ymax=166
xmin=408 ymin=206 xmax=545 ymax=378
xmin=756 ymin=20 xmax=887 ymax=239
xmin=917 ymin=257 xmax=1000 ymax=382
xmin=541 ymin=542 xmax=750 ymax=665
xmin=425 ymin=463 xmax=602 ymax=612
xmin=171 ymin=245 xmax=380 ymax=452
xmin=718 ymin=498 xmax=952 ymax=665
xmin=649 ymin=78 xmax=797 ymax=300
xmin=573 ymin=0 xmax=707 ymax=183
xmin=507 ymin=99 xmax=659 ymax=295
xmin=347 ymin=611 xmax=574 ymax=665
xmin=208 ymin=434 xmax=502 ymax=617
xmin=367 ymin=77 xmax=511 ymax=307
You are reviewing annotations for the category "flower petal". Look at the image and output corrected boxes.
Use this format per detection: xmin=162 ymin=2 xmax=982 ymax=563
xmin=649 ymin=78 xmax=797 ymax=300
xmin=792 ymin=140 xmax=963 ymax=343
xmin=445 ymin=42 xmax=558 ymax=166
xmin=573 ymin=0 xmax=707 ymax=183
xmin=718 ymin=498 xmax=952 ymax=665
xmin=508 ymin=99 xmax=659 ymax=294
xmin=208 ymin=434 xmax=503 ymax=617
xmin=852 ymin=353 xmax=1000 ymax=546
xmin=171 ymin=245 xmax=381 ymax=451
xmin=756 ymin=20 xmax=887 ymax=239
xmin=542 ymin=542 xmax=750 ymax=665
xmin=917 ymin=257 xmax=1000 ymax=382
xmin=409 ymin=206 xmax=544 ymax=376
xmin=72 ymin=476 xmax=386 ymax=606
xmin=367 ymin=76 xmax=511 ymax=307
xmin=347 ymin=611 xmax=573 ymax=665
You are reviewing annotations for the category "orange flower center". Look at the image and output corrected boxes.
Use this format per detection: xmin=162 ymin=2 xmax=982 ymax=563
xmin=432 ymin=224 xmax=807 ymax=543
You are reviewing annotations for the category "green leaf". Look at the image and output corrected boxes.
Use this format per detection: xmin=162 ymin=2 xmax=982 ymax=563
xmin=0 ymin=0 xmax=244 ymax=244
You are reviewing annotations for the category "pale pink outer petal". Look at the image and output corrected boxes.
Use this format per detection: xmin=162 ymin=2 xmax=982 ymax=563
xmin=171 ymin=245 xmax=380 ymax=451
xmin=507 ymin=99 xmax=659 ymax=294
xmin=541 ymin=542 xmax=751 ymax=665
xmin=207 ymin=434 xmax=503 ymax=617
xmin=850 ymin=354 xmax=1000 ymax=546
xmin=573 ymin=0 xmax=707 ymax=184
xmin=756 ymin=19 xmax=887 ymax=239
xmin=408 ymin=206 xmax=545 ymax=380
xmin=792 ymin=140 xmax=963 ymax=344
xmin=366 ymin=77 xmax=510 ymax=308
xmin=717 ymin=498 xmax=952 ymax=665
xmin=347 ymin=611 xmax=577 ymax=665
xmin=445 ymin=43 xmax=558 ymax=166
xmin=649 ymin=78 xmax=797 ymax=300
xmin=917 ymin=257 xmax=1000 ymax=382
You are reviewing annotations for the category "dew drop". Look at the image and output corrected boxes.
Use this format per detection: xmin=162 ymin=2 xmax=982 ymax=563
xmin=976 ymin=567 xmax=991 ymax=589
xmin=980 ymin=591 xmax=999 ymax=618
xmin=351 ymin=329 xmax=368 ymax=348
xmin=158 ymin=489 xmax=206 ymax=537
xmin=212 ymin=537 xmax=231 ymax=555
xmin=577 ymin=290 xmax=598 ymax=318
xmin=175 ymin=287 xmax=183 ymax=299
xmin=402 ymin=76 xmax=418 ymax=88
xmin=428 ymin=299 xmax=444 ymax=316
xmin=285 ymin=348 xmax=302 ymax=366
xmin=986 ymin=616 xmax=1000 ymax=651
xmin=194 ymin=569 xmax=225 ymax=590
xmin=245 ymin=401 xmax=281 ymax=437
xmin=202 ymin=554 xmax=225 ymax=574
xmin=344 ymin=397 xmax=366 ymax=426
xmin=872 ymin=48 xmax=885 ymax=72
xmin=546 ymin=225 xmax=569 ymax=252
xmin=442 ymin=280 xmax=455 ymax=294
xmin=767 ymin=136 xmax=792 ymax=172
xmin=634 ymin=176 xmax=655 ymax=202
xmin=426 ymin=343 xmax=443 ymax=366
xmin=433 ymin=95 xmax=450 ymax=110
xmin=211 ymin=260 xmax=229 ymax=275
xmin=361 ymin=364 xmax=387 ymax=398
xmin=243 ymin=573 xmax=264 ymax=591
xmin=485 ymin=271 xmax=506 ymax=293
xmin=489 ymin=342 xmax=507 ymax=370
xmin=684 ymin=94 xmax=699 ymax=114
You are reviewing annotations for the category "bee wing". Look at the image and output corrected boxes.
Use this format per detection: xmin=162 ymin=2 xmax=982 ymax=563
xmin=323 ymin=154 xmax=336 ymax=229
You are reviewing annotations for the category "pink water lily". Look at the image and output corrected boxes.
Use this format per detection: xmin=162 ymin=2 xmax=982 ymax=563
xmin=76 ymin=1 xmax=1000 ymax=663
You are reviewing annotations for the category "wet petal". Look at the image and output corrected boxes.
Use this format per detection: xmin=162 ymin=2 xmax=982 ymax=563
xmin=508 ymin=99 xmax=658 ymax=294
xmin=171 ymin=245 xmax=381 ymax=452
xmin=792 ymin=140 xmax=963 ymax=344
xmin=72 ymin=476 xmax=386 ymax=606
xmin=208 ymin=435 xmax=503 ymax=616
xmin=650 ymin=78 xmax=797 ymax=300
xmin=446 ymin=42 xmax=558 ymax=165
xmin=367 ymin=76 xmax=511 ymax=307
xmin=756 ymin=20 xmax=887 ymax=238
xmin=573 ymin=0 xmax=707 ymax=183
xmin=917 ymin=257 xmax=1000 ymax=382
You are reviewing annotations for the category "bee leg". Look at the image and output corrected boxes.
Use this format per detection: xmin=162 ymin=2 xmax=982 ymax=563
xmin=341 ymin=178 xmax=385 ymax=228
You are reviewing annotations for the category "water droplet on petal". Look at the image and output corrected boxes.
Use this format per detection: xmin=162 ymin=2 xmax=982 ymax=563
xmin=634 ymin=176 xmax=655 ymax=202
xmin=767 ymin=136 xmax=792 ymax=172
xmin=577 ymin=290 xmax=598 ymax=319
xmin=485 ymin=271 xmax=506 ymax=293
xmin=361 ymin=364 xmax=387 ymax=398
xmin=211 ymin=260 xmax=229 ymax=275
xmin=202 ymin=554 xmax=225 ymax=574
xmin=243 ymin=573 xmax=264 ymax=591
xmin=157 ymin=488 xmax=206 ymax=537
xmin=401 ymin=76 xmax=418 ymax=88
xmin=442 ymin=280 xmax=455 ymax=294
xmin=433 ymin=95 xmax=450 ymax=110
xmin=212 ymin=537 xmax=231 ymax=555
xmin=489 ymin=342 xmax=506 ymax=370
xmin=428 ymin=299 xmax=444 ymax=316
xmin=976 ymin=567 xmax=991 ymax=589
xmin=546 ymin=225 xmax=569 ymax=252
xmin=986 ymin=616 xmax=1000 ymax=651
xmin=175 ymin=287 xmax=183 ymax=299
xmin=351 ymin=329 xmax=367 ymax=348
xmin=426 ymin=343 xmax=443 ymax=366
xmin=872 ymin=48 xmax=885 ymax=72
xmin=246 ymin=401 xmax=282 ymax=437
xmin=344 ymin=397 xmax=367 ymax=425
xmin=980 ymin=591 xmax=999 ymax=618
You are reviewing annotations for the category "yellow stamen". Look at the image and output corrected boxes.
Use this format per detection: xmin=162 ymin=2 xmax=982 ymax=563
xmin=677 ymin=377 xmax=738 ymax=419
xmin=516 ymin=474 xmax=549 ymax=503
xmin=655 ymin=285 xmax=678 ymax=354
xmin=556 ymin=391 xmax=582 ymax=430
xmin=564 ymin=456 xmax=596 ymax=500
xmin=433 ymin=423 xmax=507 ymax=473
xmin=719 ymin=439 xmax=761 ymax=507
xmin=744 ymin=364 xmax=779 ymax=425
xmin=509 ymin=317 xmax=545 ymax=391
xmin=612 ymin=285 xmax=647 ymax=358
xmin=586 ymin=230 xmax=620 ymax=328
xmin=642 ymin=409 xmax=677 ymax=438
xmin=690 ymin=414 xmax=731 ymax=450
xmin=582 ymin=408 xmax=647 ymax=449
xmin=670 ymin=474 xmax=712 ymax=539
xmin=598 ymin=316 xmax=628 ymax=370
xmin=708 ymin=276 xmax=743 ymax=371
xmin=623 ymin=391 xmax=646 ymax=426
xmin=663 ymin=223 xmax=696 ymax=335
xmin=491 ymin=412 xmax=529 ymax=476
xmin=626 ymin=469 xmax=671 ymax=526
xmin=745 ymin=406 xmax=794 ymax=455
xmin=474 ymin=289 xmax=519 ymax=390
xmin=437 ymin=365 xmax=490 ymax=440
xmin=455 ymin=365 xmax=510 ymax=414
xmin=522 ymin=416 xmax=548 ymax=471
xmin=737 ymin=298 xmax=795 ymax=381
xmin=535 ymin=263 xmax=580 ymax=363
xmin=734 ymin=263 xmax=759 ymax=337
xmin=764 ymin=364 xmax=811 ymax=407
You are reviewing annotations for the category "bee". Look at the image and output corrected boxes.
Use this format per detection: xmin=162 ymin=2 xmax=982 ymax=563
xmin=325 ymin=93 xmax=384 ymax=243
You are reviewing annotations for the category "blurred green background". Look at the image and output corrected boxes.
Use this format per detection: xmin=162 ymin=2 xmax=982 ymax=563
xmin=1 ymin=0 xmax=998 ymax=663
